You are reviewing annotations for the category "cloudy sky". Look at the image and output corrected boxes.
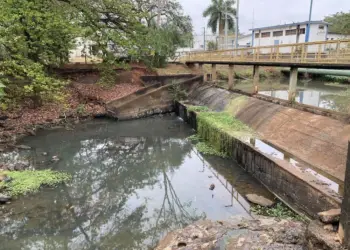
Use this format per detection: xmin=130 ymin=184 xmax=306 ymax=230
xmin=178 ymin=0 xmax=350 ymax=35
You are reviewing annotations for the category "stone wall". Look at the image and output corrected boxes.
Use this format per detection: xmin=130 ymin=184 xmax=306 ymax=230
xmin=176 ymin=102 xmax=341 ymax=218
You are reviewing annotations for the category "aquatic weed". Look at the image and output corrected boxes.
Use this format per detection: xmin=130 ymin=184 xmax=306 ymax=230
xmin=0 ymin=170 xmax=71 ymax=196
xmin=251 ymin=202 xmax=308 ymax=223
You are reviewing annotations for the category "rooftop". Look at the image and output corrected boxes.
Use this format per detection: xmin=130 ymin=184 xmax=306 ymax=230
xmin=250 ymin=21 xmax=328 ymax=31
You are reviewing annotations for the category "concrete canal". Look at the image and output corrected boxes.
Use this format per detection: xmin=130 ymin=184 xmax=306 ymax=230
xmin=0 ymin=116 xmax=272 ymax=249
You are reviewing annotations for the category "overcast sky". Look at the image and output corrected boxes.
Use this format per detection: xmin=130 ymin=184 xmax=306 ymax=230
xmin=178 ymin=0 xmax=350 ymax=35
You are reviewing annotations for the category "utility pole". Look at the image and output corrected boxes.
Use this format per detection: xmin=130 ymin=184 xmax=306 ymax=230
xmin=235 ymin=0 xmax=240 ymax=49
xmin=156 ymin=0 xmax=168 ymax=27
xmin=305 ymin=0 xmax=314 ymax=42
xmin=225 ymin=3 xmax=228 ymax=49
xmin=203 ymin=27 xmax=206 ymax=51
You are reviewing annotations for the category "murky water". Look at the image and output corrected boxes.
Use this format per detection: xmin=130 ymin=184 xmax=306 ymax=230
xmin=258 ymin=80 xmax=350 ymax=113
xmin=0 ymin=116 xmax=271 ymax=250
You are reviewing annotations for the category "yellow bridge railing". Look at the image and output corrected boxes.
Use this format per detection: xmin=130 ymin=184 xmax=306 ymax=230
xmin=183 ymin=39 xmax=350 ymax=65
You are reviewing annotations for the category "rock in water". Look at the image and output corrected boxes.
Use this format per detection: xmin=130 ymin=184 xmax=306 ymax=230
xmin=155 ymin=217 xmax=306 ymax=250
xmin=317 ymin=208 xmax=341 ymax=224
xmin=0 ymin=194 xmax=11 ymax=204
xmin=0 ymin=174 xmax=8 ymax=182
xmin=15 ymin=145 xmax=31 ymax=150
xmin=246 ymin=194 xmax=274 ymax=207
xmin=14 ymin=162 xmax=29 ymax=171
xmin=51 ymin=156 xmax=60 ymax=162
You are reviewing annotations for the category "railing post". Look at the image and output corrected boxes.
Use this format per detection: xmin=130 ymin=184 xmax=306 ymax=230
xmin=339 ymin=141 xmax=350 ymax=248
xmin=270 ymin=48 xmax=273 ymax=61
xmin=317 ymin=44 xmax=322 ymax=62
xmin=336 ymin=40 xmax=341 ymax=63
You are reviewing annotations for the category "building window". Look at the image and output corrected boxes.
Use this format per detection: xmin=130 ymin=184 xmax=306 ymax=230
xmin=319 ymin=25 xmax=324 ymax=30
xmin=255 ymin=33 xmax=260 ymax=38
xmin=285 ymin=29 xmax=297 ymax=36
xmin=299 ymin=28 xmax=306 ymax=34
xmin=261 ymin=32 xmax=271 ymax=38
xmin=273 ymin=31 xmax=283 ymax=37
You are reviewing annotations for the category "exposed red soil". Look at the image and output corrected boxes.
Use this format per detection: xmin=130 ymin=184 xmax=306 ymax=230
xmin=0 ymin=66 xmax=153 ymax=146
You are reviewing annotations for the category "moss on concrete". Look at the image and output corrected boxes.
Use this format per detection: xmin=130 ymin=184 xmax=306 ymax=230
xmin=195 ymin=142 xmax=228 ymax=158
xmin=187 ymin=105 xmax=211 ymax=113
xmin=187 ymin=107 xmax=254 ymax=157
xmin=0 ymin=170 xmax=71 ymax=197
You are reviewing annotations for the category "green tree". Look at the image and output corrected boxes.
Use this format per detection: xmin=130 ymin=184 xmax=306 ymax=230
xmin=207 ymin=41 xmax=218 ymax=51
xmin=0 ymin=0 xmax=77 ymax=107
xmin=135 ymin=0 xmax=193 ymax=67
xmin=203 ymin=0 xmax=236 ymax=35
xmin=325 ymin=12 xmax=350 ymax=35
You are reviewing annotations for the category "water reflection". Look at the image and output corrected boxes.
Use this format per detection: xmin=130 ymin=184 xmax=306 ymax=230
xmin=247 ymin=138 xmax=342 ymax=194
xmin=0 ymin=117 xmax=267 ymax=250
xmin=259 ymin=82 xmax=350 ymax=113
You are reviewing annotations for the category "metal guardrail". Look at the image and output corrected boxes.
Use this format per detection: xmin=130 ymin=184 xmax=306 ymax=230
xmin=183 ymin=39 xmax=350 ymax=64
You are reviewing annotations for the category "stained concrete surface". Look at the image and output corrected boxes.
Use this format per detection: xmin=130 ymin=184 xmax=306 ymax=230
xmin=187 ymin=84 xmax=350 ymax=182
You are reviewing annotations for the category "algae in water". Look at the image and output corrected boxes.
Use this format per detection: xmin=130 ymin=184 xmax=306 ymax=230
xmin=0 ymin=170 xmax=71 ymax=196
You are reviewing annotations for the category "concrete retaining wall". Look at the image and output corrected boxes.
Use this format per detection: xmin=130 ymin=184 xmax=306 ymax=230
xmin=176 ymin=102 xmax=341 ymax=218
xmin=188 ymin=84 xmax=350 ymax=182
xmin=140 ymin=74 xmax=196 ymax=86
xmin=106 ymin=75 xmax=203 ymax=120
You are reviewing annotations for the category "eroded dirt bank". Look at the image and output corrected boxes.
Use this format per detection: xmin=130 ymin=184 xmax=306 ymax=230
xmin=0 ymin=67 xmax=151 ymax=149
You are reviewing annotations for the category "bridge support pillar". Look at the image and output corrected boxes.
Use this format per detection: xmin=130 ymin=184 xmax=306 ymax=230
xmin=228 ymin=65 xmax=235 ymax=90
xmin=288 ymin=67 xmax=298 ymax=101
xmin=198 ymin=63 xmax=205 ymax=81
xmin=339 ymin=141 xmax=350 ymax=248
xmin=253 ymin=65 xmax=260 ymax=93
xmin=211 ymin=64 xmax=217 ymax=83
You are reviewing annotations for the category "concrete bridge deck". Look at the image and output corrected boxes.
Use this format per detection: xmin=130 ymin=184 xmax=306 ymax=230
xmin=184 ymin=39 xmax=350 ymax=68
xmin=183 ymin=39 xmax=350 ymax=101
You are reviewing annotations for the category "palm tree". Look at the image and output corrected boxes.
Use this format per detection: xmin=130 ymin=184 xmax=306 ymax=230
xmin=203 ymin=0 xmax=236 ymax=35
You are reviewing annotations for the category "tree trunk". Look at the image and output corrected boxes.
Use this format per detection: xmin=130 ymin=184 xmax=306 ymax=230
xmin=218 ymin=14 xmax=224 ymax=36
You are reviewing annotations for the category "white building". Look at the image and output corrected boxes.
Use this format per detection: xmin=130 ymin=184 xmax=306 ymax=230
xmin=327 ymin=32 xmax=350 ymax=41
xmin=251 ymin=21 xmax=329 ymax=47
xmin=69 ymin=37 xmax=100 ymax=63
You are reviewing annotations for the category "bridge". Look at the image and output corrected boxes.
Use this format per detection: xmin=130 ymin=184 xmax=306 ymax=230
xmin=183 ymin=39 xmax=350 ymax=100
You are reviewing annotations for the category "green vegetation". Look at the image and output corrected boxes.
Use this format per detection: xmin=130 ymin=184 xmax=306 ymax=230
xmin=195 ymin=142 xmax=228 ymax=158
xmin=168 ymin=81 xmax=188 ymax=101
xmin=187 ymin=105 xmax=211 ymax=113
xmin=203 ymin=0 xmax=236 ymax=35
xmin=197 ymin=111 xmax=252 ymax=136
xmin=207 ymin=41 xmax=218 ymax=51
xmin=251 ymin=202 xmax=308 ymax=223
xmin=187 ymin=105 xmax=253 ymax=158
xmin=322 ymin=75 xmax=350 ymax=84
xmin=0 ymin=170 xmax=71 ymax=196
xmin=325 ymin=11 xmax=350 ymax=35
xmin=0 ymin=0 xmax=193 ymax=108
